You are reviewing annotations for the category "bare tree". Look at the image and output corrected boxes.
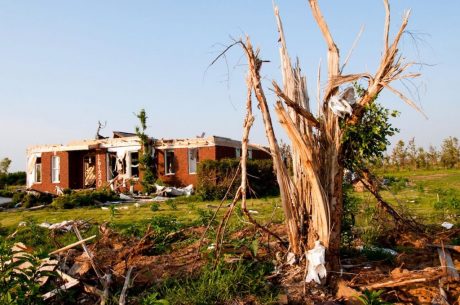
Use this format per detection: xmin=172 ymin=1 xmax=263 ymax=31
xmin=223 ymin=0 xmax=424 ymax=271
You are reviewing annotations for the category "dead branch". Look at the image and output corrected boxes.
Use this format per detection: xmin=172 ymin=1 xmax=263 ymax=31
xmin=49 ymin=235 xmax=96 ymax=256
xmin=272 ymin=81 xmax=320 ymax=128
xmin=357 ymin=168 xmax=423 ymax=232
xmin=119 ymin=266 xmax=134 ymax=305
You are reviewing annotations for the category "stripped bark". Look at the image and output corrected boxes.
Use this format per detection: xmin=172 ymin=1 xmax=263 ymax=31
xmin=219 ymin=0 xmax=422 ymax=274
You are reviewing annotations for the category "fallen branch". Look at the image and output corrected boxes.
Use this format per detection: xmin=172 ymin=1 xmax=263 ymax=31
xmin=119 ymin=267 xmax=134 ymax=305
xmin=364 ymin=277 xmax=427 ymax=290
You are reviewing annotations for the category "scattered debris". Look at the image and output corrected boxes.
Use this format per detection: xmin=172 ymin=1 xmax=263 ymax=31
xmin=305 ymin=241 xmax=326 ymax=284
xmin=441 ymin=222 xmax=454 ymax=230
xmin=155 ymin=184 xmax=193 ymax=197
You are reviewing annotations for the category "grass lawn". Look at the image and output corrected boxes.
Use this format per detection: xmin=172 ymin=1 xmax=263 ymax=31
xmin=1 ymin=168 xmax=459 ymax=231
xmin=0 ymin=196 xmax=285 ymax=231
xmin=357 ymin=168 xmax=460 ymax=224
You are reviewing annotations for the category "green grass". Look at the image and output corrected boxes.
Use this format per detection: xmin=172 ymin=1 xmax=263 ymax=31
xmin=0 ymin=197 xmax=284 ymax=231
xmin=356 ymin=168 xmax=460 ymax=224
xmin=1 ymin=168 xmax=459 ymax=231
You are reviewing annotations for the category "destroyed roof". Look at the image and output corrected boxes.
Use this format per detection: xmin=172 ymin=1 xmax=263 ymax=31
xmin=113 ymin=131 xmax=137 ymax=138
xmin=27 ymin=134 xmax=265 ymax=154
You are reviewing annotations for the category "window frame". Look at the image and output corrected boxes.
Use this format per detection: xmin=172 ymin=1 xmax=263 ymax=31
xmin=130 ymin=151 xmax=140 ymax=178
xmin=188 ymin=148 xmax=199 ymax=174
xmin=35 ymin=157 xmax=42 ymax=183
xmin=164 ymin=149 xmax=175 ymax=175
xmin=51 ymin=155 xmax=60 ymax=183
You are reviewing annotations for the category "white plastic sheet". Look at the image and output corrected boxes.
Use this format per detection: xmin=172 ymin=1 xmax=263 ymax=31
xmin=305 ymin=241 xmax=327 ymax=284
xmin=329 ymin=87 xmax=356 ymax=118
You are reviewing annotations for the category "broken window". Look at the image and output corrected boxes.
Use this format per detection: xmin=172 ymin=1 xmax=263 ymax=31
xmin=248 ymin=149 xmax=253 ymax=160
xmin=83 ymin=155 xmax=96 ymax=188
xmin=35 ymin=157 xmax=42 ymax=183
xmin=188 ymin=148 xmax=199 ymax=174
xmin=51 ymin=156 xmax=60 ymax=183
xmin=165 ymin=150 xmax=175 ymax=175
xmin=130 ymin=152 xmax=139 ymax=177
xmin=107 ymin=153 xmax=117 ymax=180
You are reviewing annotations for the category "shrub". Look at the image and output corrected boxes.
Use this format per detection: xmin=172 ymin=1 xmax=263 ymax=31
xmin=165 ymin=199 xmax=178 ymax=210
xmin=0 ymin=189 xmax=14 ymax=197
xmin=51 ymin=189 xmax=118 ymax=209
xmin=197 ymin=159 xmax=278 ymax=201
xmin=150 ymin=202 xmax=160 ymax=212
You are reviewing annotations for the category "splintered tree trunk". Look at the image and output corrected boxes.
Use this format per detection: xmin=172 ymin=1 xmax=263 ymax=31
xmin=231 ymin=0 xmax=421 ymax=273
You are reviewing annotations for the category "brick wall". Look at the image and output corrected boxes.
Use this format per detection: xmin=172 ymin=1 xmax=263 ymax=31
xmin=157 ymin=146 xmax=216 ymax=187
xmin=31 ymin=151 xmax=69 ymax=194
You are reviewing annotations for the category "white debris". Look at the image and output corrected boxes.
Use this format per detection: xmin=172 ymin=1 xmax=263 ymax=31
xmin=119 ymin=193 xmax=134 ymax=201
xmin=39 ymin=222 xmax=52 ymax=229
xmin=329 ymin=87 xmax=356 ymax=118
xmin=134 ymin=203 xmax=140 ymax=208
xmin=207 ymin=244 xmax=216 ymax=250
xmin=18 ymin=221 xmax=27 ymax=227
xmin=286 ymin=252 xmax=296 ymax=266
xmin=115 ymin=206 xmax=128 ymax=210
xmin=305 ymin=241 xmax=327 ymax=284
xmin=441 ymin=222 xmax=454 ymax=230
xmin=101 ymin=207 xmax=109 ymax=210
xmin=248 ymin=209 xmax=259 ymax=214
xmin=155 ymin=184 xmax=194 ymax=197
xmin=356 ymin=245 xmax=398 ymax=256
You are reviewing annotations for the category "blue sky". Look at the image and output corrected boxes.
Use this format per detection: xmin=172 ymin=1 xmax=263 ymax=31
xmin=0 ymin=1 xmax=459 ymax=171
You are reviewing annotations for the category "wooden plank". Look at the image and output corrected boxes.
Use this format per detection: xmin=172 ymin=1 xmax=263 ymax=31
xmin=49 ymin=235 xmax=96 ymax=255
xmin=437 ymin=248 xmax=460 ymax=280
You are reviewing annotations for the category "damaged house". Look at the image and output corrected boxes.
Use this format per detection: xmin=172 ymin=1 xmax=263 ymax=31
xmin=26 ymin=132 xmax=270 ymax=194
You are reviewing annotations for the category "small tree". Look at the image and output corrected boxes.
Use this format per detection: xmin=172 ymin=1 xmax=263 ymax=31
xmin=427 ymin=145 xmax=440 ymax=168
xmin=135 ymin=109 xmax=156 ymax=193
xmin=440 ymin=136 xmax=460 ymax=168
xmin=391 ymin=140 xmax=407 ymax=169
xmin=0 ymin=158 xmax=11 ymax=174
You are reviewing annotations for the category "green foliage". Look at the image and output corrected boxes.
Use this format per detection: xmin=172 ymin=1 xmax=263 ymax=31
xmin=382 ymin=176 xmax=408 ymax=193
xmin=150 ymin=202 xmax=160 ymax=212
xmin=361 ymin=246 xmax=395 ymax=263
xmin=0 ymin=189 xmax=14 ymax=197
xmin=12 ymin=192 xmax=25 ymax=204
xmin=165 ymin=199 xmax=178 ymax=211
xmin=148 ymin=215 xmax=183 ymax=253
xmin=0 ymin=172 xmax=26 ymax=189
xmin=195 ymin=208 xmax=216 ymax=226
xmin=22 ymin=193 xmax=53 ymax=208
xmin=142 ymin=292 xmax=170 ymax=305
xmin=0 ymin=240 xmax=56 ymax=305
xmin=109 ymin=204 xmax=118 ymax=220
xmin=440 ymin=136 xmax=460 ymax=168
xmin=357 ymin=289 xmax=392 ymax=305
xmin=154 ymin=262 xmax=277 ymax=305
xmin=341 ymin=185 xmax=360 ymax=247
xmin=135 ymin=108 xmax=156 ymax=194
xmin=342 ymin=101 xmax=399 ymax=171
xmin=0 ymin=158 xmax=12 ymax=174
xmin=433 ymin=188 xmax=460 ymax=215
xmin=51 ymin=189 xmax=118 ymax=209
xmin=197 ymin=159 xmax=278 ymax=200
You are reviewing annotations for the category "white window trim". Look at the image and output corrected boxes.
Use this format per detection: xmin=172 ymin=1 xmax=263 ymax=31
xmin=34 ymin=163 xmax=42 ymax=184
xmin=188 ymin=148 xmax=198 ymax=175
xmin=165 ymin=149 xmax=175 ymax=175
xmin=51 ymin=156 xmax=60 ymax=183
